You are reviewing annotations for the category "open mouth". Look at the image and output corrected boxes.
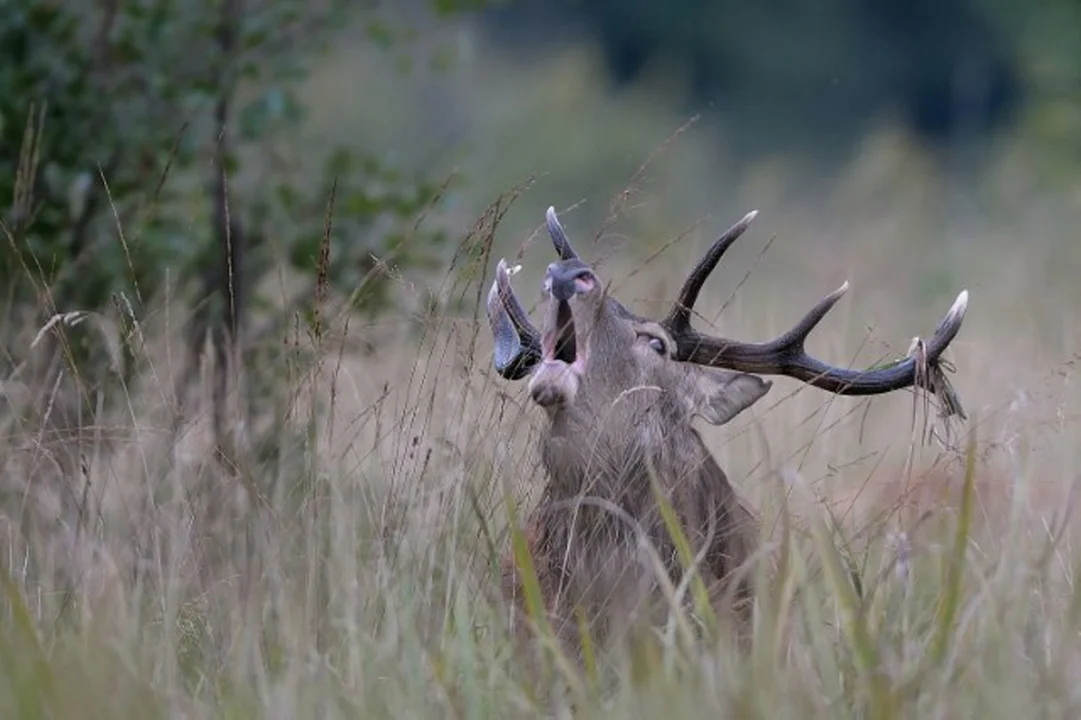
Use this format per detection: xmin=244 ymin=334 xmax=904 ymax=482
xmin=529 ymin=296 xmax=588 ymax=408
xmin=521 ymin=259 xmax=598 ymax=409
xmin=539 ymin=295 xmax=589 ymax=377
xmin=547 ymin=299 xmax=577 ymax=363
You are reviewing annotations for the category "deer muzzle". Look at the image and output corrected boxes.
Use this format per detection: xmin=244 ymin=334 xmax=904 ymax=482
xmin=529 ymin=260 xmax=597 ymax=408
xmin=545 ymin=258 xmax=596 ymax=301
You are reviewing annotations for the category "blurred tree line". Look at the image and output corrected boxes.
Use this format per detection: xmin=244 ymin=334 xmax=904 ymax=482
xmin=481 ymin=0 xmax=1081 ymax=163
xmin=0 ymin=0 xmax=476 ymax=468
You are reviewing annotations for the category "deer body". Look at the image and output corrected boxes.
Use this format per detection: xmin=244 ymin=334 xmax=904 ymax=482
xmin=488 ymin=207 xmax=968 ymax=655
xmin=517 ymin=364 xmax=763 ymax=647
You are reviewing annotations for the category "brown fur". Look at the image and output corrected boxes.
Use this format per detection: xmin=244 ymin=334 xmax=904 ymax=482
xmin=499 ymin=290 xmax=769 ymax=656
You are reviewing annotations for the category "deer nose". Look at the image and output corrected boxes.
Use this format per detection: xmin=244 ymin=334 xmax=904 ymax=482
xmin=545 ymin=259 xmax=595 ymax=301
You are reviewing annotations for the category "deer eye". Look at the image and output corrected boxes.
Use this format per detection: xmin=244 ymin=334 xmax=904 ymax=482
xmin=638 ymin=333 xmax=666 ymax=355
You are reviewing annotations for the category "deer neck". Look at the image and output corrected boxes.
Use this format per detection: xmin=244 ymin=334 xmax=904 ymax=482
xmin=540 ymin=403 xmax=711 ymax=508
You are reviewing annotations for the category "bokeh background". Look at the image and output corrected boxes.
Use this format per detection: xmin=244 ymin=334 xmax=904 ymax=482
xmin=1 ymin=0 xmax=1080 ymax=715
xmin=4 ymin=0 xmax=1078 ymax=424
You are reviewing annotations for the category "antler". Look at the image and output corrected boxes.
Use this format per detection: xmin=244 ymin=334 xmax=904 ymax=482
xmin=663 ymin=210 xmax=759 ymax=333
xmin=660 ymin=211 xmax=970 ymax=407
xmin=487 ymin=259 xmax=542 ymax=380
xmin=546 ymin=206 xmax=579 ymax=260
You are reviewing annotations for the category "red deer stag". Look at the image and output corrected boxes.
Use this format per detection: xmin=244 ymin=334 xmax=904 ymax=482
xmin=486 ymin=206 xmax=968 ymax=653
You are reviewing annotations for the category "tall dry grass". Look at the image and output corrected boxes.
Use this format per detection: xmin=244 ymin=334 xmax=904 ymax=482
xmin=0 ymin=135 xmax=1079 ymax=717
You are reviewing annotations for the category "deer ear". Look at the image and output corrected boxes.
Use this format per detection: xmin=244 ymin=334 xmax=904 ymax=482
xmin=689 ymin=369 xmax=772 ymax=426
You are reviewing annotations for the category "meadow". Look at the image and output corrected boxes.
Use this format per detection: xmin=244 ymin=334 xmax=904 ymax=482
xmin=1 ymin=22 xmax=1080 ymax=719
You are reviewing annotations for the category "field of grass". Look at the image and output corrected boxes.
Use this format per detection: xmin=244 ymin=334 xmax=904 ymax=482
xmin=2 ymin=19 xmax=1081 ymax=720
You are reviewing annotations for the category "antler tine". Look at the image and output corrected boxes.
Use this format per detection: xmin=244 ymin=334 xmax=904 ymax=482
xmin=770 ymin=281 xmax=851 ymax=350
xmin=546 ymin=206 xmax=579 ymax=260
xmin=663 ymin=210 xmax=758 ymax=333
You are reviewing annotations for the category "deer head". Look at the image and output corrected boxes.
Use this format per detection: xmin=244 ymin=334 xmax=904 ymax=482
xmin=487 ymin=206 xmax=968 ymax=650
